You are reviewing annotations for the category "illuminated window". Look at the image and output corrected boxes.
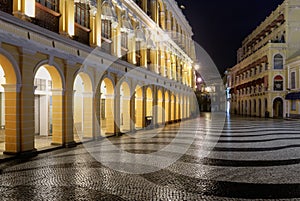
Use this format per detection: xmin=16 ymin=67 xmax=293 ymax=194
xmin=48 ymin=80 xmax=52 ymax=90
xmin=157 ymin=3 xmax=161 ymax=27
xmin=147 ymin=49 xmax=151 ymax=64
xmin=136 ymin=41 xmax=141 ymax=66
xmin=34 ymin=78 xmax=47 ymax=91
xmin=101 ymin=19 xmax=112 ymax=53
xmin=158 ymin=50 xmax=161 ymax=74
xmin=101 ymin=19 xmax=111 ymax=39
xmin=75 ymin=2 xmax=90 ymax=28
xmin=121 ymin=32 xmax=128 ymax=49
xmin=36 ymin=0 xmax=59 ymax=12
xmin=121 ymin=32 xmax=128 ymax=61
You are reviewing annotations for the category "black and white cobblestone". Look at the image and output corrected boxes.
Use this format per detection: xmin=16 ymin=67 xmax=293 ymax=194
xmin=1 ymin=115 xmax=300 ymax=200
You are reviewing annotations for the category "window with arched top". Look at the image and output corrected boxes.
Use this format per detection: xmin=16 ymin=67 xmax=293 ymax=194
xmin=101 ymin=0 xmax=117 ymax=53
xmin=274 ymin=75 xmax=283 ymax=91
xmin=274 ymin=54 xmax=283 ymax=69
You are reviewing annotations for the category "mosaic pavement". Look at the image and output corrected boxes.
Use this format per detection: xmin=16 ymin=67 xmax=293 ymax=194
xmin=1 ymin=114 xmax=300 ymax=200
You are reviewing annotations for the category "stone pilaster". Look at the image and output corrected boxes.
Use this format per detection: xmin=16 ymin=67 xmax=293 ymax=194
xmin=2 ymin=84 xmax=21 ymax=155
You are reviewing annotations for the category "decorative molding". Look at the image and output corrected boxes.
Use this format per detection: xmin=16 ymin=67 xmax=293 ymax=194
xmin=2 ymin=84 xmax=22 ymax=93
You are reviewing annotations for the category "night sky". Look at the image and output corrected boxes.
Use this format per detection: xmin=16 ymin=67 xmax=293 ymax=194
xmin=175 ymin=0 xmax=284 ymax=74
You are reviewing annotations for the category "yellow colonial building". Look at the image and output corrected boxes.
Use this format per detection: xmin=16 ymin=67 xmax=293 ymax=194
xmin=0 ymin=0 xmax=197 ymax=155
xmin=228 ymin=0 xmax=300 ymax=118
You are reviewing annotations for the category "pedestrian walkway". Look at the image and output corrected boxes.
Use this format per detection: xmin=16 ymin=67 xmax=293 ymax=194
xmin=0 ymin=129 xmax=91 ymax=157
xmin=1 ymin=114 xmax=300 ymax=200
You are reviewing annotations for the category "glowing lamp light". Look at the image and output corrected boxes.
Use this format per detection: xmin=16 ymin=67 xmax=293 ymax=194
xmin=197 ymin=77 xmax=202 ymax=83
xmin=205 ymin=87 xmax=212 ymax=93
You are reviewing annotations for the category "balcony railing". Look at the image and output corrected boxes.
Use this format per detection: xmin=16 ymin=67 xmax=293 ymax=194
xmin=121 ymin=47 xmax=128 ymax=62
xmin=101 ymin=37 xmax=112 ymax=54
xmin=34 ymin=2 xmax=60 ymax=33
xmin=74 ymin=23 xmax=90 ymax=45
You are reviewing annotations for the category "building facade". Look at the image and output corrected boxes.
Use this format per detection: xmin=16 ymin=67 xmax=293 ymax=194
xmin=0 ymin=0 xmax=197 ymax=155
xmin=228 ymin=0 xmax=300 ymax=118
xmin=285 ymin=51 xmax=300 ymax=118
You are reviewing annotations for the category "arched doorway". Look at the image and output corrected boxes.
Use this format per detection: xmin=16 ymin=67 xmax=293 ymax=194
xmin=0 ymin=53 xmax=19 ymax=154
xmin=157 ymin=89 xmax=163 ymax=125
xmin=265 ymin=98 xmax=268 ymax=117
xmin=73 ymin=72 xmax=93 ymax=142
xmin=0 ymin=65 xmax=6 ymax=153
xmin=241 ymin=100 xmax=243 ymax=115
xmin=164 ymin=91 xmax=170 ymax=123
xmin=273 ymin=97 xmax=283 ymax=118
xmin=120 ymin=82 xmax=131 ymax=133
xmin=183 ymin=96 xmax=187 ymax=119
xmin=135 ymin=85 xmax=143 ymax=130
xmin=180 ymin=95 xmax=184 ymax=120
xmin=100 ymin=78 xmax=115 ymax=136
xmin=34 ymin=64 xmax=63 ymax=148
xmin=34 ymin=67 xmax=52 ymax=138
xmin=248 ymin=100 xmax=251 ymax=116
xmin=176 ymin=94 xmax=180 ymax=121
xmin=146 ymin=87 xmax=153 ymax=116
xmin=146 ymin=87 xmax=153 ymax=128
xmin=171 ymin=93 xmax=175 ymax=122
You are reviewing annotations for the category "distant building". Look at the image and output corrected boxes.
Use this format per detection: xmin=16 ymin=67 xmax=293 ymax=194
xmin=227 ymin=0 xmax=300 ymax=118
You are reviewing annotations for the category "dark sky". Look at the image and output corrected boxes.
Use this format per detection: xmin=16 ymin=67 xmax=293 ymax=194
xmin=175 ymin=0 xmax=284 ymax=74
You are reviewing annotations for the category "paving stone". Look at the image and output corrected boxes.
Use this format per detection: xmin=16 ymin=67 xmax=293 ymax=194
xmin=1 ymin=115 xmax=300 ymax=200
